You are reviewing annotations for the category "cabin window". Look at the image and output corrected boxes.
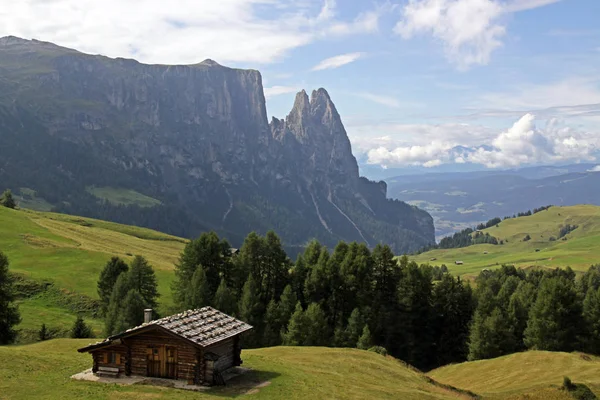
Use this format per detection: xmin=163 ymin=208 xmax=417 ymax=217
xmin=109 ymin=352 xmax=116 ymax=364
xmin=103 ymin=351 xmax=120 ymax=364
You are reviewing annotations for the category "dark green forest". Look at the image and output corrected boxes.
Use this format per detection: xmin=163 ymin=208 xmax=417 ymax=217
xmin=95 ymin=230 xmax=600 ymax=371
xmin=3 ymin=227 xmax=600 ymax=371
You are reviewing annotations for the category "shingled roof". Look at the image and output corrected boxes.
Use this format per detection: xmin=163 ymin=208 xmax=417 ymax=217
xmin=78 ymin=307 xmax=252 ymax=352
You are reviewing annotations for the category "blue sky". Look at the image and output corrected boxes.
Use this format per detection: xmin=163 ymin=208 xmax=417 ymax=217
xmin=2 ymin=0 xmax=599 ymax=173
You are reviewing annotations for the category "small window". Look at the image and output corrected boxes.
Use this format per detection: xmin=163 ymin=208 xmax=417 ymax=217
xmin=109 ymin=352 xmax=116 ymax=364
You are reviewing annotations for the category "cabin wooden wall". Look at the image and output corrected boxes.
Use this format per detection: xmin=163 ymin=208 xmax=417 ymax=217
xmin=124 ymin=331 xmax=199 ymax=382
xmin=91 ymin=344 xmax=128 ymax=374
xmin=206 ymin=337 xmax=235 ymax=372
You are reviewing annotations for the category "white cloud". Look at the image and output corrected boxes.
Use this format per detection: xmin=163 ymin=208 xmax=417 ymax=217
xmin=0 ymin=0 xmax=380 ymax=65
xmin=363 ymin=114 xmax=600 ymax=169
xmin=355 ymin=93 xmax=403 ymax=108
xmin=264 ymin=85 xmax=302 ymax=99
xmin=312 ymin=52 xmax=365 ymax=71
xmin=394 ymin=0 xmax=562 ymax=69
xmin=588 ymin=166 xmax=600 ymax=172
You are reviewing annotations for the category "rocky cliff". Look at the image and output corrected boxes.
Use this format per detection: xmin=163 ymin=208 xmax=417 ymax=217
xmin=0 ymin=36 xmax=434 ymax=254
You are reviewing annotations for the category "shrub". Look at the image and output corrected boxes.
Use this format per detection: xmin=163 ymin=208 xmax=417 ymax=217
xmin=368 ymin=346 xmax=388 ymax=356
xmin=523 ymin=234 xmax=531 ymax=242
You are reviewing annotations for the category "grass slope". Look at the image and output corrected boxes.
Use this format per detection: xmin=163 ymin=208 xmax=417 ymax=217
xmin=86 ymin=186 xmax=161 ymax=208
xmin=0 ymin=206 xmax=188 ymax=337
xmin=0 ymin=340 xmax=471 ymax=400
xmin=429 ymin=351 xmax=600 ymax=399
xmin=412 ymin=205 xmax=600 ymax=277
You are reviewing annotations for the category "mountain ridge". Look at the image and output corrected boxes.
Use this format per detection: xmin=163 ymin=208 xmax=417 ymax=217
xmin=0 ymin=36 xmax=434 ymax=254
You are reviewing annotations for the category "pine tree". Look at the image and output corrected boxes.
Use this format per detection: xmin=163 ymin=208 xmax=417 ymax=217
xmin=304 ymin=303 xmax=329 ymax=346
xmin=97 ymin=256 xmax=128 ymax=314
xmin=283 ymin=302 xmax=308 ymax=346
xmin=507 ymin=281 xmax=537 ymax=349
xmin=186 ymin=267 xmax=212 ymax=309
xmin=279 ymin=284 xmax=298 ymax=326
xmin=39 ymin=323 xmax=49 ymax=341
xmin=524 ymin=277 xmax=583 ymax=352
xmin=238 ymin=275 xmax=263 ymax=347
xmin=468 ymin=307 xmax=516 ymax=360
xmin=1 ymin=189 xmax=16 ymax=209
xmin=0 ymin=251 xmax=20 ymax=344
xmin=263 ymin=300 xmax=283 ymax=347
xmin=120 ymin=290 xmax=148 ymax=330
xmin=172 ymin=232 xmax=232 ymax=307
xmin=213 ymin=278 xmax=237 ymax=316
xmin=105 ymin=273 xmax=131 ymax=335
xmin=71 ymin=316 xmax=93 ymax=338
xmin=357 ymin=325 xmax=373 ymax=350
xmin=127 ymin=255 xmax=159 ymax=310
xmin=582 ymin=287 xmax=600 ymax=354
xmin=343 ymin=308 xmax=365 ymax=348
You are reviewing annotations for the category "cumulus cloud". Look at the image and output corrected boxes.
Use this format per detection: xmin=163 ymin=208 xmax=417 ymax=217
xmin=364 ymin=114 xmax=600 ymax=169
xmin=0 ymin=0 xmax=380 ymax=65
xmin=394 ymin=0 xmax=562 ymax=69
xmin=311 ymin=52 xmax=365 ymax=71
xmin=264 ymin=85 xmax=302 ymax=99
xmin=588 ymin=166 xmax=600 ymax=172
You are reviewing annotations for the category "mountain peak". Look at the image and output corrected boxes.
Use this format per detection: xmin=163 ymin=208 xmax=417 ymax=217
xmin=199 ymin=59 xmax=222 ymax=67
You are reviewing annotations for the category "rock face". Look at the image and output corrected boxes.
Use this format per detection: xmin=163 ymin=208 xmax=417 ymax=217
xmin=0 ymin=36 xmax=434 ymax=254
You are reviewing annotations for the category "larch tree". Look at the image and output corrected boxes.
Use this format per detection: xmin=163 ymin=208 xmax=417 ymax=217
xmin=127 ymin=255 xmax=159 ymax=311
xmin=97 ymin=256 xmax=129 ymax=314
xmin=0 ymin=251 xmax=20 ymax=344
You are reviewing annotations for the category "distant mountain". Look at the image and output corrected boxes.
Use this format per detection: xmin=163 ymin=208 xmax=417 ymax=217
xmin=387 ymin=165 xmax=600 ymax=239
xmin=0 ymin=36 xmax=434 ymax=254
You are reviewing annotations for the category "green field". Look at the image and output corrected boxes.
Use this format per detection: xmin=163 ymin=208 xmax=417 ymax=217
xmin=412 ymin=205 xmax=600 ymax=278
xmin=86 ymin=186 xmax=162 ymax=207
xmin=0 ymin=340 xmax=472 ymax=400
xmin=429 ymin=350 xmax=600 ymax=399
xmin=0 ymin=206 xmax=187 ymax=339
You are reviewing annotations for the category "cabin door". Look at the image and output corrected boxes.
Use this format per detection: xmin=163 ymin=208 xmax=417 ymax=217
xmin=147 ymin=347 xmax=162 ymax=378
xmin=147 ymin=346 xmax=177 ymax=379
xmin=165 ymin=346 xmax=177 ymax=379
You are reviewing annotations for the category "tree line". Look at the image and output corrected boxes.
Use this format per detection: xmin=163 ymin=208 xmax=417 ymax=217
xmin=4 ymin=227 xmax=600 ymax=373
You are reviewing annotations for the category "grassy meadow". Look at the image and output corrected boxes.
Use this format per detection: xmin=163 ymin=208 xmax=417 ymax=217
xmin=0 ymin=206 xmax=187 ymax=340
xmin=0 ymin=340 xmax=472 ymax=400
xmin=85 ymin=186 xmax=162 ymax=208
xmin=429 ymin=350 xmax=600 ymax=399
xmin=411 ymin=205 xmax=600 ymax=278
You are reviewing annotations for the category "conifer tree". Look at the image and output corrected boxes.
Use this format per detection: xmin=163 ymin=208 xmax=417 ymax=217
xmin=304 ymin=303 xmax=329 ymax=346
xmin=172 ymin=232 xmax=232 ymax=307
xmin=97 ymin=256 xmax=128 ymax=314
xmin=468 ymin=307 xmax=516 ymax=360
xmin=0 ymin=251 xmax=20 ymax=344
xmin=71 ymin=316 xmax=93 ymax=338
xmin=343 ymin=308 xmax=365 ymax=348
xmin=283 ymin=302 xmax=308 ymax=346
xmin=105 ymin=273 xmax=131 ymax=335
xmin=1 ymin=189 xmax=16 ymax=209
xmin=186 ymin=267 xmax=211 ymax=309
xmin=39 ymin=323 xmax=49 ymax=341
xmin=120 ymin=290 xmax=148 ymax=329
xmin=263 ymin=300 xmax=283 ymax=347
xmin=524 ymin=277 xmax=583 ymax=352
xmin=583 ymin=287 xmax=600 ymax=354
xmin=238 ymin=275 xmax=263 ymax=347
xmin=127 ymin=255 xmax=159 ymax=310
xmin=357 ymin=325 xmax=373 ymax=350
xmin=213 ymin=278 xmax=237 ymax=316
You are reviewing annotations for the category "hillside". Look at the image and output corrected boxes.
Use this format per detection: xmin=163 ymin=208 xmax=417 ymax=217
xmin=386 ymin=165 xmax=600 ymax=239
xmin=412 ymin=205 xmax=600 ymax=277
xmin=0 ymin=205 xmax=187 ymax=340
xmin=0 ymin=36 xmax=434 ymax=256
xmin=429 ymin=351 xmax=600 ymax=398
xmin=0 ymin=340 xmax=473 ymax=400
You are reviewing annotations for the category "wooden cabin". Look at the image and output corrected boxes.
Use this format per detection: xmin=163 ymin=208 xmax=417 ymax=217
xmin=77 ymin=307 xmax=252 ymax=386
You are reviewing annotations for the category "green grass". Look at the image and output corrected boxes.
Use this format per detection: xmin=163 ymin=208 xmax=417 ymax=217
xmin=0 ymin=206 xmax=188 ymax=338
xmin=0 ymin=340 xmax=471 ymax=400
xmin=86 ymin=186 xmax=161 ymax=208
xmin=429 ymin=351 xmax=600 ymax=399
xmin=412 ymin=205 xmax=600 ymax=278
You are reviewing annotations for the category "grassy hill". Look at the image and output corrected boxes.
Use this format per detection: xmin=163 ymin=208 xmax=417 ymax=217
xmin=412 ymin=205 xmax=600 ymax=277
xmin=0 ymin=340 xmax=474 ymax=400
xmin=0 ymin=206 xmax=187 ymax=340
xmin=429 ymin=350 xmax=600 ymax=399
